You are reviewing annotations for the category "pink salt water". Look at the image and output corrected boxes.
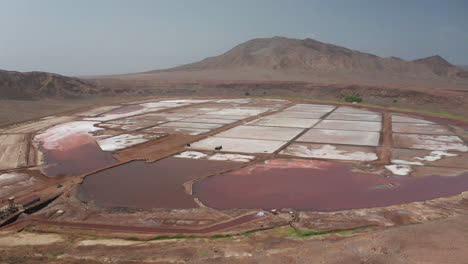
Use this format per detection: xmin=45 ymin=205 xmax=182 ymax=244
xmin=34 ymin=121 xmax=116 ymax=177
xmin=78 ymin=158 xmax=240 ymax=209
xmin=193 ymin=159 xmax=468 ymax=211
xmin=40 ymin=134 xmax=116 ymax=177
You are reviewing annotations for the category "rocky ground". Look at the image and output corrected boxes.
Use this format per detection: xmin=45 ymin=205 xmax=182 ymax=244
xmin=1 ymin=212 xmax=467 ymax=264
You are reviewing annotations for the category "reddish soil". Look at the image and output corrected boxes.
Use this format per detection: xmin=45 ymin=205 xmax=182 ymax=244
xmin=21 ymin=212 xmax=268 ymax=234
xmin=78 ymin=158 xmax=241 ymax=209
xmin=194 ymin=159 xmax=468 ymax=211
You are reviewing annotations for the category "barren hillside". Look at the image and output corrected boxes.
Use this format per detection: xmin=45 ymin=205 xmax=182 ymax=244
xmin=0 ymin=70 xmax=111 ymax=99
xmin=114 ymin=37 xmax=468 ymax=90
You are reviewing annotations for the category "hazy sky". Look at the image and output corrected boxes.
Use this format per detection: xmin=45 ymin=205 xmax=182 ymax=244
xmin=1 ymin=0 xmax=467 ymax=76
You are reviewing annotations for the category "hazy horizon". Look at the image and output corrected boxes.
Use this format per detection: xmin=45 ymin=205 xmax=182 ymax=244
xmin=1 ymin=0 xmax=467 ymax=76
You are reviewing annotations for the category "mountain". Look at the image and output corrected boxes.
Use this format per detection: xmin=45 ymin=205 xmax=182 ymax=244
xmin=0 ymin=70 xmax=111 ymax=99
xmin=116 ymin=37 xmax=468 ymax=90
xmin=161 ymin=37 xmax=467 ymax=78
xmin=413 ymin=55 xmax=467 ymax=78
xmin=165 ymin=38 xmax=426 ymax=74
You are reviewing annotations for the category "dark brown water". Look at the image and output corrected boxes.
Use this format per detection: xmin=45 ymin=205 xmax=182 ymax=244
xmin=41 ymin=134 xmax=116 ymax=177
xmin=78 ymin=158 xmax=239 ymax=209
xmin=193 ymin=159 xmax=468 ymax=211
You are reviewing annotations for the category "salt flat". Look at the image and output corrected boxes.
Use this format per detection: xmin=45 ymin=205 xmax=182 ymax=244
xmin=392 ymin=114 xmax=435 ymax=124
xmin=334 ymin=106 xmax=377 ymax=114
xmin=269 ymin=111 xmax=326 ymax=119
xmin=392 ymin=123 xmax=453 ymax=135
xmin=248 ymin=117 xmax=320 ymax=128
xmin=392 ymin=133 xmax=468 ymax=151
xmin=326 ymin=112 xmax=382 ymax=121
xmin=141 ymin=126 xmax=209 ymax=135
xmin=314 ymin=120 xmax=381 ymax=132
xmin=215 ymin=125 xmax=304 ymax=141
xmin=285 ymin=104 xmax=335 ymax=112
xmin=195 ymin=114 xmax=249 ymax=120
xmin=159 ymin=122 xmax=223 ymax=130
xmin=207 ymin=108 xmax=269 ymax=116
xmin=179 ymin=117 xmax=235 ymax=124
xmin=281 ymin=143 xmax=378 ymax=161
xmin=97 ymin=133 xmax=161 ymax=151
xmin=189 ymin=137 xmax=287 ymax=153
xmin=297 ymin=129 xmax=381 ymax=146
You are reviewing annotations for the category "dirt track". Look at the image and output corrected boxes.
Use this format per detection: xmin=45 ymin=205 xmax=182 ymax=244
xmin=1 ymin=213 xmax=468 ymax=263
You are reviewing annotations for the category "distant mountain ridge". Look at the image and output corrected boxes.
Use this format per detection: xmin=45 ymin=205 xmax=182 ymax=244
xmin=159 ymin=37 xmax=467 ymax=78
xmin=413 ymin=55 xmax=467 ymax=78
xmin=2 ymin=37 xmax=468 ymax=99
xmin=0 ymin=70 xmax=110 ymax=99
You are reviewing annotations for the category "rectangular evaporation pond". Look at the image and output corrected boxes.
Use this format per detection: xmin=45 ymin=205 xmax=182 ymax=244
xmin=195 ymin=114 xmax=250 ymax=120
xmin=334 ymin=106 xmax=377 ymax=115
xmin=124 ymin=114 xmax=186 ymax=122
xmin=392 ymin=123 xmax=452 ymax=135
xmin=280 ymin=143 xmax=378 ymax=161
xmin=285 ymin=105 xmax=335 ymax=112
xmin=159 ymin=122 xmax=223 ymax=130
xmin=314 ymin=120 xmax=382 ymax=132
xmin=97 ymin=133 xmax=161 ymax=151
xmin=103 ymin=119 xmax=166 ymax=131
xmin=164 ymin=107 xmax=222 ymax=114
xmin=189 ymin=137 xmax=287 ymax=153
xmin=207 ymin=108 xmax=268 ymax=116
xmin=326 ymin=113 xmax=382 ymax=122
xmin=392 ymin=133 xmax=468 ymax=152
xmin=141 ymin=127 xmax=209 ymax=135
xmin=247 ymin=117 xmax=320 ymax=128
xmin=391 ymin=115 xmax=435 ymax=124
xmin=215 ymin=125 xmax=304 ymax=141
xmin=297 ymin=129 xmax=380 ymax=146
xmin=215 ymin=99 xmax=253 ymax=104
xmin=267 ymin=111 xmax=326 ymax=119
xmin=179 ymin=117 xmax=235 ymax=124
xmin=140 ymin=113 xmax=199 ymax=119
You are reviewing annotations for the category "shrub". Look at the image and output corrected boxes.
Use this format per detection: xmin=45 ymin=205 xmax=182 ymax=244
xmin=344 ymin=95 xmax=362 ymax=103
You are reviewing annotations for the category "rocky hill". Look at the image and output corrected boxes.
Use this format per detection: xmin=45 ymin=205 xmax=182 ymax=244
xmin=165 ymin=37 xmax=466 ymax=77
xmin=118 ymin=37 xmax=468 ymax=90
xmin=169 ymin=37 xmax=457 ymax=76
xmin=413 ymin=55 xmax=467 ymax=78
xmin=0 ymin=70 xmax=111 ymax=99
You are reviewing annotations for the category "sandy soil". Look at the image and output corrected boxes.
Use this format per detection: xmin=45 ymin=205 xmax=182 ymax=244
xmin=1 ymin=213 xmax=467 ymax=263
